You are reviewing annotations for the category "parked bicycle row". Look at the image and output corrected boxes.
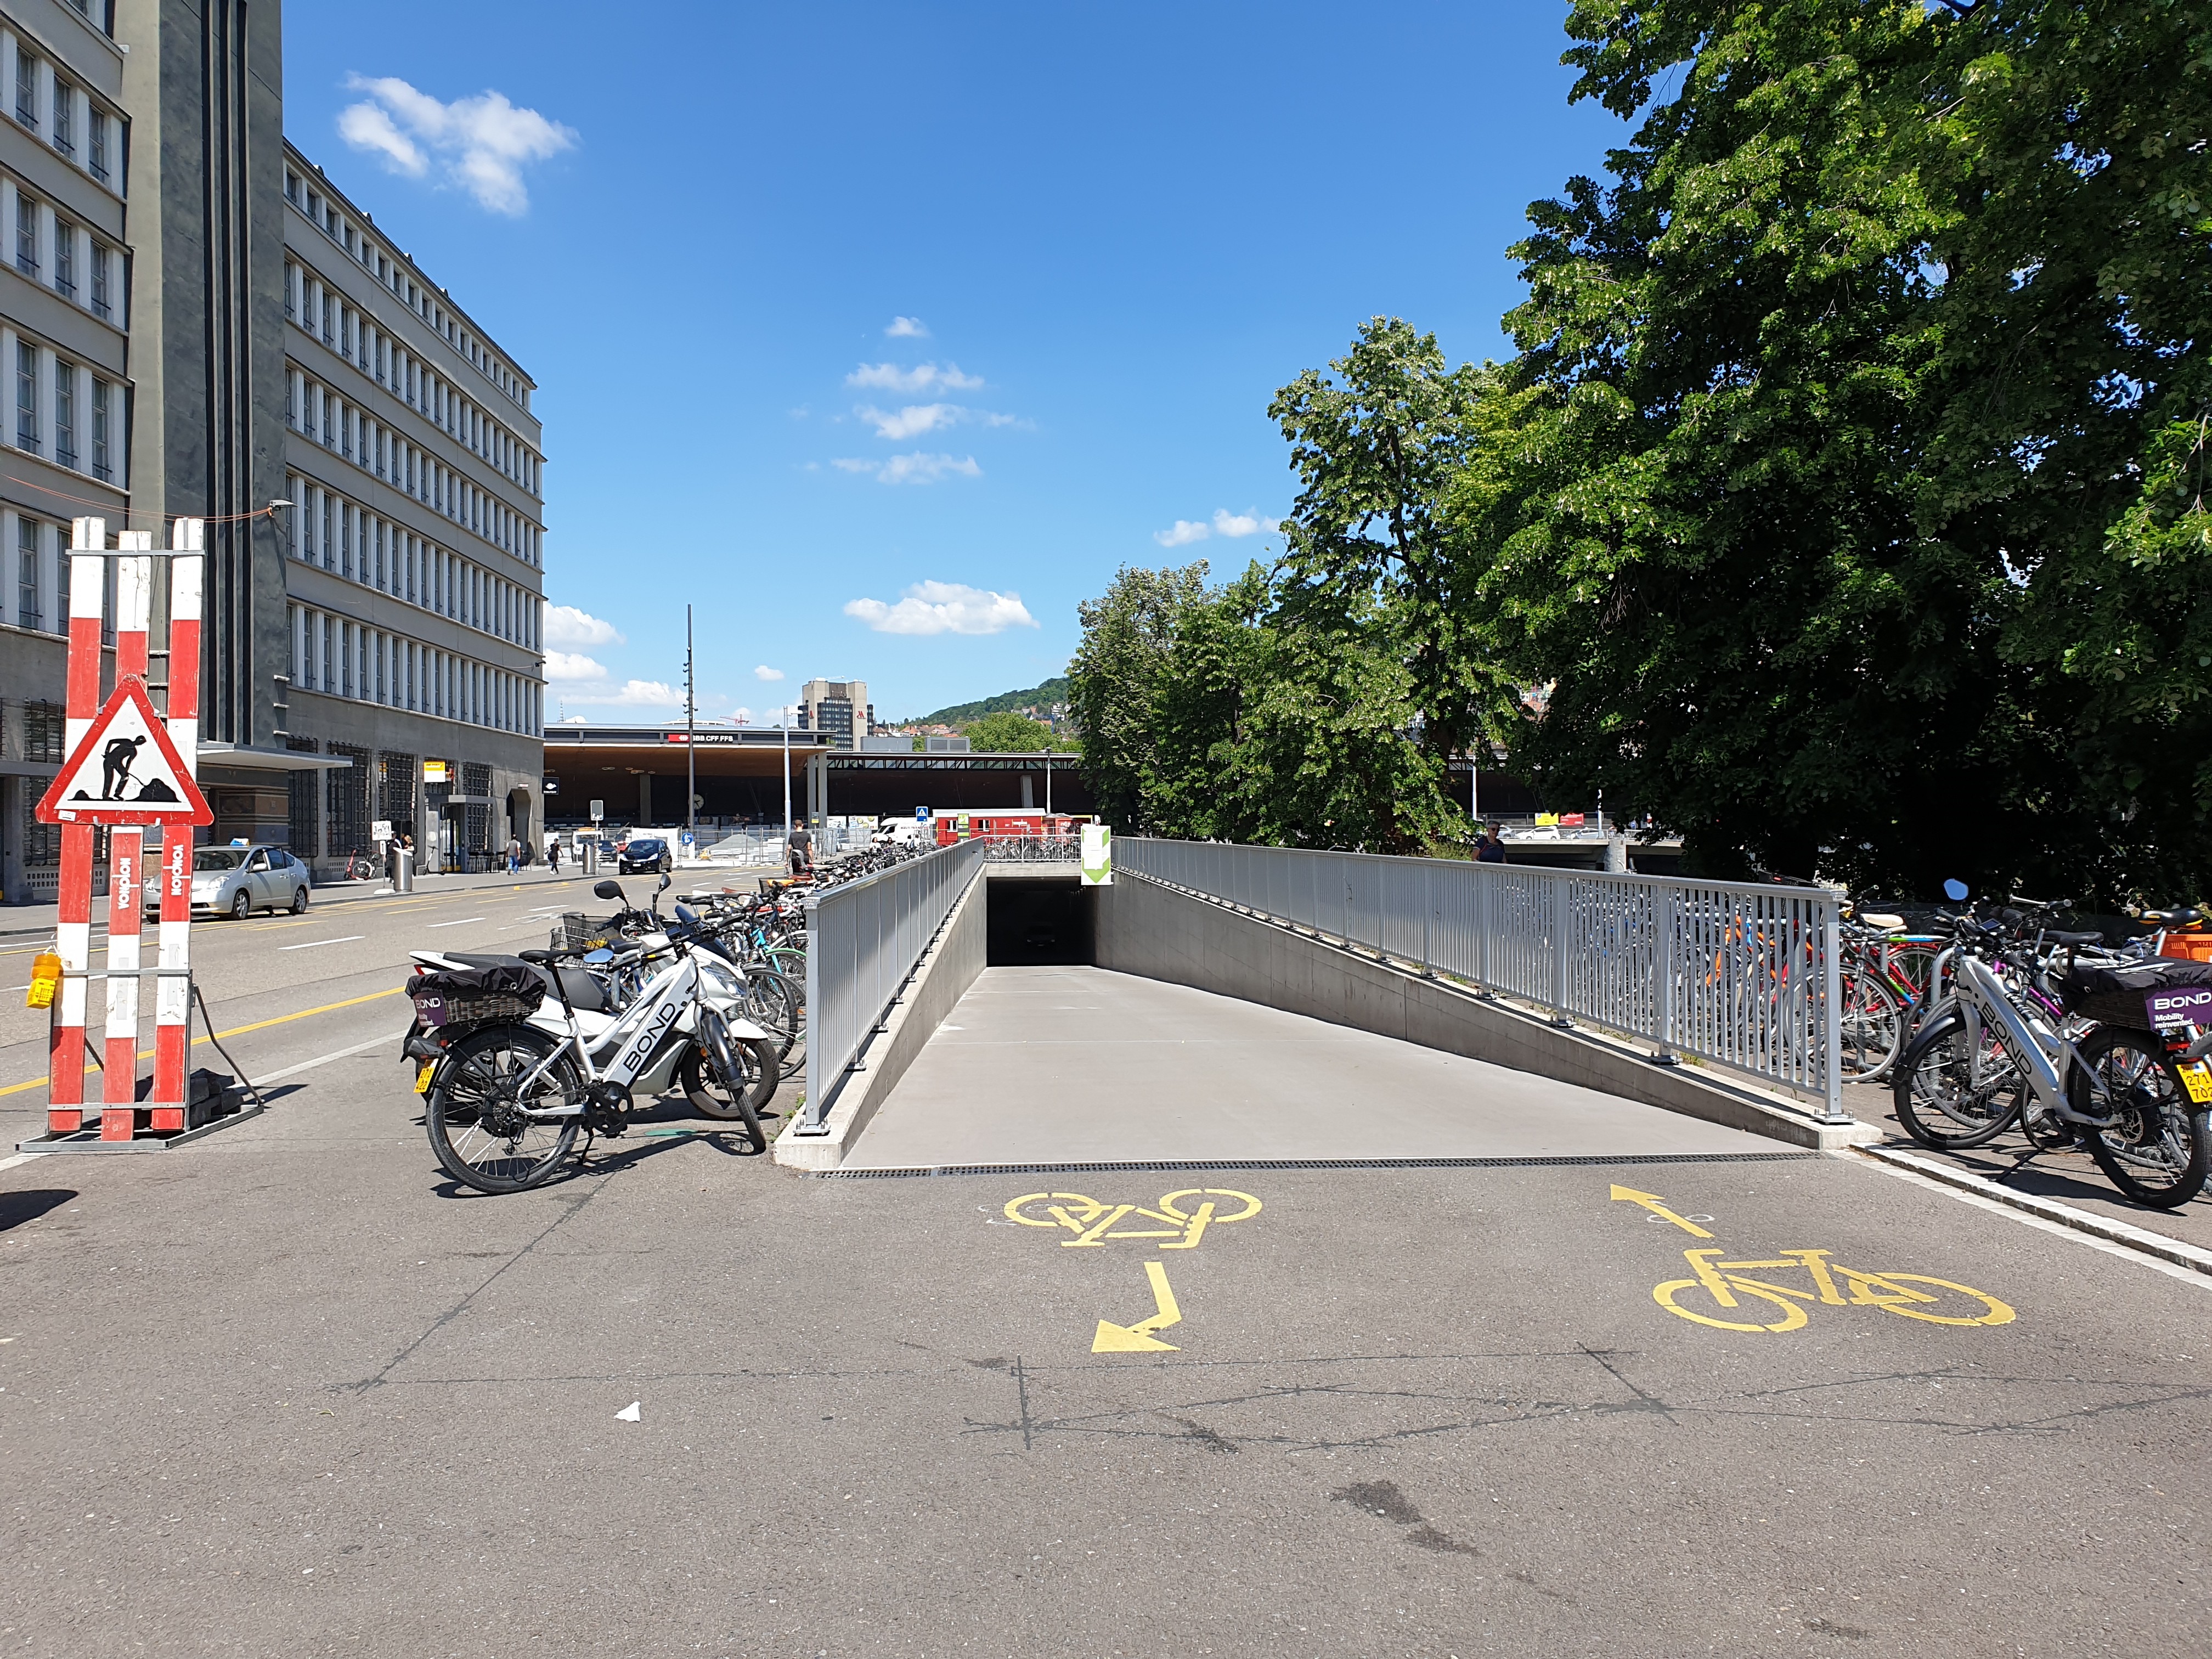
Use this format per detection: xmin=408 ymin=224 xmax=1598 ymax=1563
xmin=398 ymin=872 xmax=815 ymax=1193
xmin=1839 ymin=884 xmax=2212 ymax=1207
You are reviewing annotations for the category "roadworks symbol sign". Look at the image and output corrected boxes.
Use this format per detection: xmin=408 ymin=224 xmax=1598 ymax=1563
xmin=36 ymin=675 xmax=211 ymax=827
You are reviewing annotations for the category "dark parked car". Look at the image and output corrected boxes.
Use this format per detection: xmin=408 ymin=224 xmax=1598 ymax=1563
xmin=618 ymin=837 xmax=672 ymax=874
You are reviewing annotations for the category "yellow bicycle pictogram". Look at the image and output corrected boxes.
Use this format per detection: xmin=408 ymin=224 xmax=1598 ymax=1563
xmin=1003 ymin=1189 xmax=1261 ymax=1250
xmin=1654 ymin=1247 xmax=2016 ymax=1333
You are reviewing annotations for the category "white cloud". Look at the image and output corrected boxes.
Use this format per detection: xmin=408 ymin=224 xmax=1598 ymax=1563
xmin=1153 ymin=507 xmax=1279 ymax=546
xmin=544 ymin=604 xmax=624 ymax=648
xmin=846 ymin=362 xmax=985 ymax=395
xmin=335 ymin=101 xmax=425 ymax=176
xmin=844 ymin=580 xmax=1038 ymax=636
xmin=886 ymin=317 xmax=929 ymax=337
xmin=753 ymin=664 xmax=785 ymax=682
xmin=859 ymin=403 xmax=958 ymax=441
xmin=832 ymin=453 xmax=983 ymax=485
xmin=1211 ymin=508 xmax=1277 ymax=538
xmin=544 ymin=649 xmax=681 ymax=708
xmin=338 ymin=75 xmax=577 ymax=215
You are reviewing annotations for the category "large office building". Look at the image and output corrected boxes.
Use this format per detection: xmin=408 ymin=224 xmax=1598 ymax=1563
xmin=0 ymin=0 xmax=545 ymax=904
xmin=797 ymin=678 xmax=872 ymax=751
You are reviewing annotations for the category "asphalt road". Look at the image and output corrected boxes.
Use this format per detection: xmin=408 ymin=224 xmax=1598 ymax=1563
xmin=3 ymin=1070 xmax=2209 ymax=1656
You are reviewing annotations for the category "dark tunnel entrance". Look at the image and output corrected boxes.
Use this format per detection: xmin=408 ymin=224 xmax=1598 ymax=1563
xmin=985 ymin=877 xmax=1094 ymax=967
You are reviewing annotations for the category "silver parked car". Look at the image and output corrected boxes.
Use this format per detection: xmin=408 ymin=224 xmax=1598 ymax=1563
xmin=147 ymin=844 xmax=312 ymax=920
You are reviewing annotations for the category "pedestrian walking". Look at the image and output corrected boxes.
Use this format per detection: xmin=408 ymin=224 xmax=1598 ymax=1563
xmin=788 ymin=822 xmax=814 ymax=876
xmin=1477 ymin=821 xmax=1508 ymax=864
xmin=546 ymin=834 xmax=562 ymax=874
xmin=506 ymin=835 xmax=522 ymax=874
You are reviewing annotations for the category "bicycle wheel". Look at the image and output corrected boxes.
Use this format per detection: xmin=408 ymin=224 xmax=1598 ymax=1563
xmin=1847 ymin=1272 xmax=2015 ymax=1327
xmin=426 ymin=1024 xmax=582 ymax=1194
xmin=1892 ymin=1012 xmax=2023 ymax=1151
xmin=1839 ymin=969 xmax=1906 ymax=1080
xmin=2076 ymin=1025 xmax=2211 ymax=1209
xmin=679 ymin=1032 xmax=778 ymax=1125
xmin=1652 ymin=1277 xmax=1808 ymax=1333
xmin=691 ymin=1009 xmax=766 ymax=1153
xmin=743 ymin=969 xmax=803 ymax=1056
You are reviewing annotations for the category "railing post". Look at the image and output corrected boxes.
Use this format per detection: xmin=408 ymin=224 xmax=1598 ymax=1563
xmin=1817 ymin=895 xmax=1849 ymax=1124
xmin=1651 ymin=884 xmax=1678 ymax=1064
xmin=1550 ymin=872 xmax=1572 ymax=1026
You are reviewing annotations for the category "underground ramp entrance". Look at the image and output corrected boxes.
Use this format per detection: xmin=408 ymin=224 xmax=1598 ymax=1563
xmin=985 ymin=876 xmax=1094 ymax=967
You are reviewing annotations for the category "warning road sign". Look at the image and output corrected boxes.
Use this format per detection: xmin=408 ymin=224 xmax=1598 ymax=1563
xmin=35 ymin=676 xmax=211 ymax=827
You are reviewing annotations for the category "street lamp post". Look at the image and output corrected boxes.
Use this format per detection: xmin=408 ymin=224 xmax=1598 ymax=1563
xmin=781 ymin=706 xmax=792 ymax=857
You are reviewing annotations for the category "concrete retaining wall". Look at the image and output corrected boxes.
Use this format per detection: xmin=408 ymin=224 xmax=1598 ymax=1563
xmin=1094 ymin=872 xmax=1871 ymax=1152
xmin=773 ymin=867 xmax=988 ymax=1170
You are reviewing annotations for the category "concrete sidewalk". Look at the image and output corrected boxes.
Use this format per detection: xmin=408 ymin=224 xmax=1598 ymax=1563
xmin=848 ymin=964 xmax=1773 ymax=1167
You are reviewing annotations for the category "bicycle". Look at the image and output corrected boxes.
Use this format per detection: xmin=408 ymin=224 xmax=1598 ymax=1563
xmin=1892 ymin=882 xmax=2212 ymax=1207
xmin=1654 ymin=1246 xmax=2016 ymax=1333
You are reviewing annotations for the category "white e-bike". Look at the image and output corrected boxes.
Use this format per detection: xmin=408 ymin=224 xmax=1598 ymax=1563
xmin=409 ymin=880 xmax=777 ymax=1192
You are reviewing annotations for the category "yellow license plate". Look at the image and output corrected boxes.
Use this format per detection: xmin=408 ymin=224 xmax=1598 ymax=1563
xmin=2181 ymin=1061 xmax=2212 ymax=1106
xmin=414 ymin=1063 xmax=436 ymax=1096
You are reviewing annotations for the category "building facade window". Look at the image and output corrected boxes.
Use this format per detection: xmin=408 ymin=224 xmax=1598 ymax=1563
xmin=15 ymin=191 xmax=37 ymax=276
xmin=53 ymin=360 xmax=74 ymax=470
xmin=88 ymin=110 xmax=107 ymax=184
xmin=16 ymin=516 xmax=40 ymax=630
xmin=91 ymin=379 xmax=110 ymax=480
xmin=52 ymin=218 xmax=72 ymax=297
xmin=15 ymin=342 xmax=37 ymax=452
xmin=15 ymin=53 xmax=37 ymax=129
xmin=89 ymin=243 xmax=109 ymax=319
xmin=51 ymin=78 xmax=72 ymax=156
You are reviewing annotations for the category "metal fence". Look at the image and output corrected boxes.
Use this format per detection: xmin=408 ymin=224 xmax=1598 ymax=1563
xmin=797 ymin=836 xmax=988 ymax=1133
xmin=1118 ymin=838 xmax=1844 ymax=1120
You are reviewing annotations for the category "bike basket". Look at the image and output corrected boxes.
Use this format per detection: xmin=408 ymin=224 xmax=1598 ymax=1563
xmin=408 ymin=964 xmax=545 ymax=1031
xmin=2062 ymin=958 xmax=2212 ymax=1028
xmin=552 ymin=911 xmax=628 ymax=952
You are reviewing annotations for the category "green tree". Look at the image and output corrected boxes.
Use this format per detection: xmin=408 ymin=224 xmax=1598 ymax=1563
xmin=1462 ymin=0 xmax=2076 ymax=893
xmin=1268 ymin=319 xmax=1524 ymax=789
xmin=1068 ymin=562 xmax=1209 ymax=831
xmin=961 ymin=710 xmax=1061 ymax=753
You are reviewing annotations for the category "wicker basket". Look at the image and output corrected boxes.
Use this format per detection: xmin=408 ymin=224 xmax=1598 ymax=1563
xmin=552 ymin=911 xmax=629 ymax=952
xmin=410 ymin=988 xmax=540 ymax=1032
xmin=2073 ymin=989 xmax=2158 ymax=1030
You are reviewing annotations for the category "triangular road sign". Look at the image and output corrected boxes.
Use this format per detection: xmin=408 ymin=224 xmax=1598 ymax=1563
xmin=36 ymin=676 xmax=212 ymax=826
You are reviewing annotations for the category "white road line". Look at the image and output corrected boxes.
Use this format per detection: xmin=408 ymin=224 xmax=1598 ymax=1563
xmin=426 ymin=917 xmax=486 ymax=928
xmin=279 ymin=935 xmax=366 ymax=952
xmin=254 ymin=1032 xmax=397 ymax=1086
xmin=0 ymin=1150 xmax=43 ymax=1171
xmin=1855 ymin=1152 xmax=2212 ymax=1291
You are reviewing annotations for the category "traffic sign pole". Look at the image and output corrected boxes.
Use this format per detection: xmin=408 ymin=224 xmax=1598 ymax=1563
xmin=151 ymin=521 xmax=204 ymax=1130
xmin=46 ymin=518 xmax=108 ymax=1131
xmin=100 ymin=540 xmax=154 ymax=1138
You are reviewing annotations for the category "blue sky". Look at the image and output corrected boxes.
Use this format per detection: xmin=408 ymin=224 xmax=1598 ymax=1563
xmin=281 ymin=3 xmax=1626 ymax=724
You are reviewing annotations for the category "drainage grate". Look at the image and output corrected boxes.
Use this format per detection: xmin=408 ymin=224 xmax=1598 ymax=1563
xmin=821 ymin=1150 xmax=1820 ymax=1179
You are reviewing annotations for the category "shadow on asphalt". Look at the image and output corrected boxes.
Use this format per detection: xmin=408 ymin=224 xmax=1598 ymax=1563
xmin=0 ymin=1188 xmax=75 ymax=1231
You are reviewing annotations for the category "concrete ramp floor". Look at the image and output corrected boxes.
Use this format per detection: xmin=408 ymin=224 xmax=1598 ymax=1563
xmin=844 ymin=965 xmax=1774 ymax=1168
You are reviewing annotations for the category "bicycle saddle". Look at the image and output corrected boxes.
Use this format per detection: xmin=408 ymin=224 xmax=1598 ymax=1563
xmin=1858 ymin=912 xmax=1906 ymax=931
xmin=2048 ymin=930 xmax=2104 ymax=947
xmin=2135 ymin=907 xmax=2203 ymax=927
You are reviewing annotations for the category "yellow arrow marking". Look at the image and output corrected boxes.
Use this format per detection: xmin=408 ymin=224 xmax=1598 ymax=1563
xmin=1610 ymin=1184 xmax=1713 ymax=1238
xmin=1092 ymin=1260 xmax=1182 ymax=1353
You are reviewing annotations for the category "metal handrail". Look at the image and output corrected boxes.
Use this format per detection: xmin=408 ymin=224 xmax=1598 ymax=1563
xmin=1118 ymin=838 xmax=1846 ymax=1123
xmin=796 ymin=837 xmax=986 ymax=1133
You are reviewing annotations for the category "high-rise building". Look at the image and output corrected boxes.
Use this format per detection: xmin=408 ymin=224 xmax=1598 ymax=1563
xmin=0 ymin=1 xmax=546 ymax=903
xmin=277 ymin=150 xmax=545 ymax=874
xmin=797 ymin=678 xmax=872 ymax=752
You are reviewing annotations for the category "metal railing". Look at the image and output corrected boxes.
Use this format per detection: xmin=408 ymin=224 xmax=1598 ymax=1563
xmin=797 ymin=836 xmax=987 ymax=1133
xmin=1118 ymin=838 xmax=1844 ymax=1121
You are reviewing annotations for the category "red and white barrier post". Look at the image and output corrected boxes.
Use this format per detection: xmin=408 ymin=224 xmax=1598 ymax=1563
xmin=35 ymin=517 xmax=213 ymax=1143
xmin=45 ymin=517 xmax=108 ymax=1134
xmin=151 ymin=521 xmax=204 ymax=1130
